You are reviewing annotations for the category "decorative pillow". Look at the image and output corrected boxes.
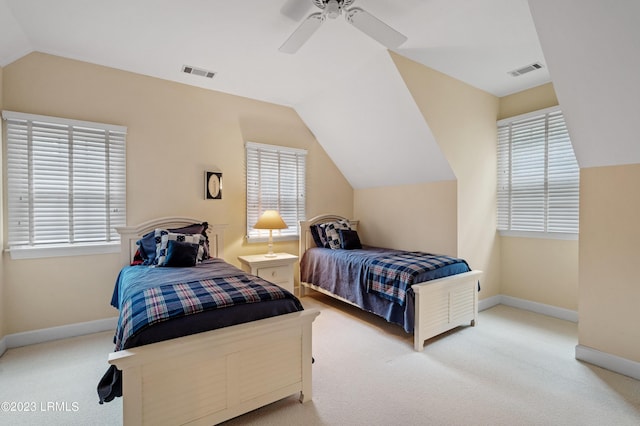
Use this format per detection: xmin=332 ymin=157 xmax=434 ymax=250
xmin=322 ymin=219 xmax=352 ymax=250
xmin=310 ymin=224 xmax=328 ymax=248
xmin=169 ymin=222 xmax=211 ymax=259
xmin=136 ymin=222 xmax=210 ymax=264
xmin=168 ymin=223 xmax=206 ymax=235
xmin=339 ymin=229 xmax=362 ymax=250
xmin=136 ymin=230 xmax=159 ymax=265
xmin=163 ymin=240 xmax=199 ymax=267
xmin=155 ymin=231 xmax=206 ymax=266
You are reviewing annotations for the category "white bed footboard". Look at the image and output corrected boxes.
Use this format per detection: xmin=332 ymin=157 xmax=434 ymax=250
xmin=109 ymin=309 xmax=319 ymax=426
xmin=412 ymin=270 xmax=482 ymax=351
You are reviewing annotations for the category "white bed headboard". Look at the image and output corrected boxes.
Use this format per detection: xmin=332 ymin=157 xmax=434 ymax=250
xmin=298 ymin=214 xmax=359 ymax=259
xmin=115 ymin=217 xmax=227 ymax=266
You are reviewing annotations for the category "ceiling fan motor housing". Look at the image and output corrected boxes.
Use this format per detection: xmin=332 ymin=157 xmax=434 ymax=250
xmin=314 ymin=0 xmax=356 ymax=19
xmin=280 ymin=0 xmax=406 ymax=54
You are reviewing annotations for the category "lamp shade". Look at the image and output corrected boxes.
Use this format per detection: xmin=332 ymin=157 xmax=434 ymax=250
xmin=253 ymin=210 xmax=287 ymax=230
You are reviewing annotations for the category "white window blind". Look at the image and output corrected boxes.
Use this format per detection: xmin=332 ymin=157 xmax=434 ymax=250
xmin=3 ymin=111 xmax=126 ymax=256
xmin=246 ymin=142 xmax=306 ymax=241
xmin=497 ymin=107 xmax=579 ymax=236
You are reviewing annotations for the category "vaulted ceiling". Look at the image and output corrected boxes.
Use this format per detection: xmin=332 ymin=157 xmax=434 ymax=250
xmin=1 ymin=0 xmax=638 ymax=187
xmin=528 ymin=0 xmax=640 ymax=169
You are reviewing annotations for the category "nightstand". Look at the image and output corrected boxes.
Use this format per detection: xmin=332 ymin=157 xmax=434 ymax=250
xmin=238 ymin=253 xmax=298 ymax=294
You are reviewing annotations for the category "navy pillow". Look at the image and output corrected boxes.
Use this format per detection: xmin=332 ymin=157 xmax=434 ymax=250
xmin=169 ymin=223 xmax=206 ymax=235
xmin=136 ymin=230 xmax=158 ymax=265
xmin=163 ymin=240 xmax=199 ymax=267
xmin=338 ymin=229 xmax=362 ymax=250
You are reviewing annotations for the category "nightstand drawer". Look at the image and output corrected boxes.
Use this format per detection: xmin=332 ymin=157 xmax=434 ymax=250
xmin=257 ymin=265 xmax=290 ymax=284
xmin=237 ymin=253 xmax=298 ymax=295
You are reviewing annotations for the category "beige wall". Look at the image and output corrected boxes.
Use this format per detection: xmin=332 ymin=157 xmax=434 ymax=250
xmin=579 ymin=165 xmax=640 ymax=362
xmin=354 ymin=181 xmax=457 ymax=256
xmin=1 ymin=52 xmax=353 ymax=334
xmin=498 ymin=82 xmax=558 ymax=120
xmin=388 ymin=52 xmax=501 ymax=299
xmin=501 ymin=237 xmax=578 ymax=310
xmin=497 ymin=83 xmax=578 ymax=311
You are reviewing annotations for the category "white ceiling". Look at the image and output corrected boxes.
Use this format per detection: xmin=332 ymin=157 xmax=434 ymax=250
xmin=0 ymin=0 xmax=551 ymax=188
xmin=528 ymin=0 xmax=640 ymax=169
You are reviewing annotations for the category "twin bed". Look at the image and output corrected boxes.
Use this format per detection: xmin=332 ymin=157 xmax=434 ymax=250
xmin=299 ymin=214 xmax=482 ymax=351
xmin=102 ymin=217 xmax=319 ymax=426
xmin=103 ymin=214 xmax=481 ymax=425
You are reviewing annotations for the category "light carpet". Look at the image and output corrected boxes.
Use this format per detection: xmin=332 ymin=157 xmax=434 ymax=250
xmin=1 ymin=294 xmax=639 ymax=425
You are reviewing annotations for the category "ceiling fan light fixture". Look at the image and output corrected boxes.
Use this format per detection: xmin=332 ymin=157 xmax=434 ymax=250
xmin=325 ymin=0 xmax=341 ymax=19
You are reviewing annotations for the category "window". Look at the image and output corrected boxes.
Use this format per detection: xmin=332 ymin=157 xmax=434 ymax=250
xmin=497 ymin=106 xmax=579 ymax=238
xmin=246 ymin=142 xmax=306 ymax=241
xmin=3 ymin=111 xmax=126 ymax=259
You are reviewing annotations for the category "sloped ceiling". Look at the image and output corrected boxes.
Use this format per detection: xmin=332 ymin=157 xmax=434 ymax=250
xmin=0 ymin=0 xmax=550 ymax=188
xmin=296 ymin=50 xmax=455 ymax=189
xmin=528 ymin=0 xmax=640 ymax=168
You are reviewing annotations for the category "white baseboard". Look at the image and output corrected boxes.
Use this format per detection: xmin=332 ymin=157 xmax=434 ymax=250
xmin=492 ymin=295 xmax=579 ymax=323
xmin=482 ymin=297 xmax=639 ymax=380
xmin=478 ymin=295 xmax=502 ymax=312
xmin=576 ymin=344 xmax=640 ymax=381
xmin=0 ymin=316 xmax=118 ymax=356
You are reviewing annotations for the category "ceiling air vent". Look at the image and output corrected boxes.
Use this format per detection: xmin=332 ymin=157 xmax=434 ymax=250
xmin=182 ymin=65 xmax=216 ymax=79
xmin=508 ymin=62 xmax=544 ymax=77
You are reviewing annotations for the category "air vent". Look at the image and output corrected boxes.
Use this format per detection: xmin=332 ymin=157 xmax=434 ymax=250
xmin=182 ymin=65 xmax=216 ymax=79
xmin=508 ymin=62 xmax=544 ymax=77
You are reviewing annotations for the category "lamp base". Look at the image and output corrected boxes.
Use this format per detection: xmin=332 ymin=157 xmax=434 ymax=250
xmin=264 ymin=230 xmax=277 ymax=258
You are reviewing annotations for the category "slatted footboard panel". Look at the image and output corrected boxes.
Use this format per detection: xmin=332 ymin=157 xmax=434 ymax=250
xmin=109 ymin=309 xmax=319 ymax=426
xmin=412 ymin=270 xmax=482 ymax=351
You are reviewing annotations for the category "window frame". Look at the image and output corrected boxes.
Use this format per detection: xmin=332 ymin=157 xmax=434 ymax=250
xmin=245 ymin=141 xmax=306 ymax=243
xmin=3 ymin=110 xmax=127 ymax=259
xmin=497 ymin=106 xmax=579 ymax=240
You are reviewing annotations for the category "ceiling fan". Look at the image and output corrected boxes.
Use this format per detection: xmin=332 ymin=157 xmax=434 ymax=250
xmin=279 ymin=0 xmax=407 ymax=54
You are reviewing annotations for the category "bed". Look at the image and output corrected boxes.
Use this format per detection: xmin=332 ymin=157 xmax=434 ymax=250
xmin=102 ymin=217 xmax=319 ymax=426
xmin=299 ymin=214 xmax=481 ymax=351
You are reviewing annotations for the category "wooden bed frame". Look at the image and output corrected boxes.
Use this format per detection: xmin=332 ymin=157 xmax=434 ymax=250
xmin=108 ymin=217 xmax=319 ymax=425
xmin=299 ymin=214 xmax=481 ymax=352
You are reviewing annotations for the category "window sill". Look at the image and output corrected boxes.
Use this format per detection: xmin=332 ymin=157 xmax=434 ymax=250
xmin=246 ymin=235 xmax=300 ymax=244
xmin=6 ymin=242 xmax=120 ymax=260
xmin=499 ymin=230 xmax=578 ymax=241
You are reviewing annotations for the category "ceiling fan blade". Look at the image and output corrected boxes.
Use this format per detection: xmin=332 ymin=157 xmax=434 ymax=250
xmin=279 ymin=12 xmax=325 ymax=54
xmin=345 ymin=7 xmax=407 ymax=49
xmin=280 ymin=0 xmax=314 ymax=21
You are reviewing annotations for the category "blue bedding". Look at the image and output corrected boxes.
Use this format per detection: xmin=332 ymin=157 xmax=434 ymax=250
xmin=300 ymin=246 xmax=471 ymax=332
xmin=366 ymin=251 xmax=469 ymax=305
xmin=99 ymin=258 xmax=303 ymax=404
xmin=111 ymin=258 xmax=303 ymax=351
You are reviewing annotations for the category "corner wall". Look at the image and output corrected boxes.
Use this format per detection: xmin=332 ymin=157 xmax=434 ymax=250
xmin=497 ymin=83 xmax=578 ymax=311
xmin=579 ymin=164 xmax=640 ymax=363
xmin=1 ymin=52 xmax=353 ymax=335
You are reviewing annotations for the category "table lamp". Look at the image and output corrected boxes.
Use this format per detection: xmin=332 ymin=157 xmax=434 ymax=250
xmin=253 ymin=210 xmax=288 ymax=257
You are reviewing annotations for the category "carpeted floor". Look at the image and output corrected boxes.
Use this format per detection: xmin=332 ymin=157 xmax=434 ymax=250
xmin=1 ymin=294 xmax=639 ymax=425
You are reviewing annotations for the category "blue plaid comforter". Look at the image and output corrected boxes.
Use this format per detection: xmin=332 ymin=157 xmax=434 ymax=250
xmin=365 ymin=252 xmax=469 ymax=306
xmin=112 ymin=259 xmax=299 ymax=351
